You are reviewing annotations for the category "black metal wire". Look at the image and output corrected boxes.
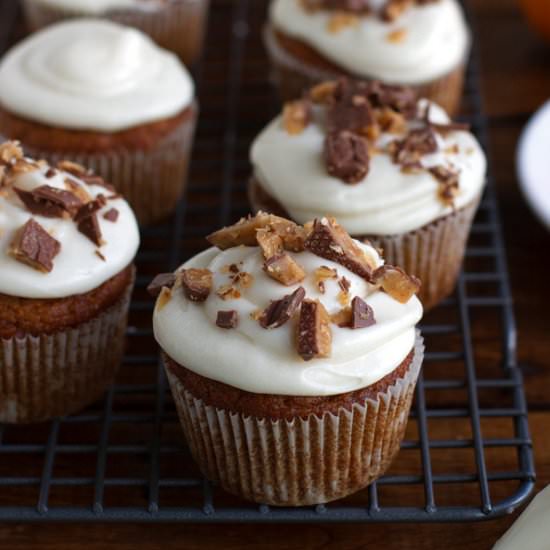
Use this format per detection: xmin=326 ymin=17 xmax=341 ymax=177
xmin=0 ymin=0 xmax=536 ymax=523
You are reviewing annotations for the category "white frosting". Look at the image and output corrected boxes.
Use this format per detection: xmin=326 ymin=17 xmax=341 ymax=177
xmin=493 ymin=487 xmax=550 ymax=549
xmin=154 ymin=242 xmax=423 ymax=397
xmin=0 ymin=164 xmax=140 ymax=299
xmin=0 ymin=20 xmax=194 ymax=132
xmin=270 ymin=0 xmax=470 ymax=84
xmin=28 ymin=0 xmax=163 ymax=14
xmin=251 ymin=101 xmax=487 ymax=235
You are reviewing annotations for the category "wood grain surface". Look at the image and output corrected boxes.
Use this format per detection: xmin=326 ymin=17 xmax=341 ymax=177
xmin=1 ymin=0 xmax=550 ymax=547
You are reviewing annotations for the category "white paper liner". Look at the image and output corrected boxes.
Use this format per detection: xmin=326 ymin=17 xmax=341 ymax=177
xmin=22 ymin=0 xmax=210 ymax=65
xmin=164 ymin=332 xmax=424 ymax=506
xmin=263 ymin=25 xmax=466 ymax=115
xmin=0 ymin=269 xmax=134 ymax=424
xmin=0 ymin=104 xmax=197 ymax=226
xmin=367 ymin=196 xmax=481 ymax=310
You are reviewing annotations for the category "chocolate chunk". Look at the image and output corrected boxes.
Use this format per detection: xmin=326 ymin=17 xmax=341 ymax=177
xmin=392 ymin=127 xmax=438 ymax=166
xmin=216 ymin=310 xmax=239 ymax=329
xmin=367 ymin=81 xmax=418 ymax=118
xmin=259 ymin=287 xmax=306 ymax=329
xmin=9 ymin=218 xmax=60 ymax=273
xmin=147 ymin=273 xmax=177 ymax=298
xmin=305 ymin=217 xmax=376 ymax=281
xmin=351 ymin=296 xmax=376 ymax=329
xmin=297 ymin=299 xmax=332 ymax=361
xmin=327 ymin=91 xmax=373 ymax=134
xmin=264 ymin=253 xmax=306 ymax=286
xmin=103 ymin=208 xmax=119 ymax=222
xmin=325 ymin=131 xmax=369 ymax=183
xmin=15 ymin=185 xmax=82 ymax=219
xmin=74 ymin=195 xmax=107 ymax=223
xmin=181 ymin=268 xmax=213 ymax=302
xmin=45 ymin=168 xmax=57 ymax=178
xmin=372 ymin=265 xmax=421 ymax=303
xmin=78 ymin=214 xmax=102 ymax=246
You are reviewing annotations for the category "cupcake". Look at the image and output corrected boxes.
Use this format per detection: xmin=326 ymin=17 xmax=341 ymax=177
xmin=0 ymin=141 xmax=140 ymax=423
xmin=264 ymin=0 xmax=470 ymax=114
xmin=22 ymin=0 xmax=209 ymax=66
xmin=152 ymin=212 xmax=423 ymax=506
xmin=0 ymin=19 xmax=198 ymax=226
xmin=249 ymin=78 xmax=487 ymax=309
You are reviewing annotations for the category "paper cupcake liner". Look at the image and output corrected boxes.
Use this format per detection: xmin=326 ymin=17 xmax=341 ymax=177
xmin=263 ymin=25 xmax=466 ymax=115
xmin=366 ymin=196 xmax=481 ymax=310
xmin=5 ymin=105 xmax=197 ymax=227
xmin=0 ymin=270 xmax=134 ymax=424
xmin=22 ymin=0 xmax=210 ymax=65
xmin=164 ymin=333 xmax=424 ymax=506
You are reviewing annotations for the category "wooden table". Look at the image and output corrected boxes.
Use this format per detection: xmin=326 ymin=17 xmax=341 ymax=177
xmin=1 ymin=0 xmax=549 ymax=547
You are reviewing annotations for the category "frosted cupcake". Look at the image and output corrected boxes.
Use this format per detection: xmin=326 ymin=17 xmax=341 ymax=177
xmin=265 ymin=0 xmax=470 ymax=114
xmin=22 ymin=0 xmax=209 ymax=66
xmin=0 ymin=141 xmax=140 ymax=423
xmin=0 ymin=20 xmax=198 ymax=225
xmin=153 ymin=212 xmax=423 ymax=506
xmin=249 ymin=78 xmax=487 ymax=309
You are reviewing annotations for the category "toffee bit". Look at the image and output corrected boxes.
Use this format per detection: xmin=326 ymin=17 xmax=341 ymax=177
xmin=297 ymin=299 xmax=332 ymax=361
xmin=232 ymin=271 xmax=254 ymax=288
xmin=351 ymin=296 xmax=376 ymax=328
xmin=216 ymin=284 xmax=241 ymax=301
xmin=216 ymin=310 xmax=239 ymax=329
xmin=95 ymin=250 xmax=106 ymax=262
xmin=309 ymin=80 xmax=338 ymax=104
xmin=327 ymin=11 xmax=359 ymax=33
xmin=256 ymin=227 xmax=283 ymax=259
xmin=372 ymin=265 xmax=421 ymax=303
xmin=391 ymin=127 xmax=438 ymax=167
xmin=263 ymin=253 xmax=306 ymax=286
xmin=429 ymin=166 xmax=460 ymax=207
xmin=305 ymin=217 xmax=376 ymax=281
xmin=0 ymin=141 xmax=23 ymax=165
xmin=339 ymin=276 xmax=351 ymax=292
xmin=331 ymin=307 xmax=352 ymax=328
xmin=181 ymin=268 xmax=213 ymax=302
xmin=9 ymin=218 xmax=60 ymax=273
xmin=282 ymin=99 xmax=311 ymax=135
xmin=147 ymin=273 xmax=177 ymax=298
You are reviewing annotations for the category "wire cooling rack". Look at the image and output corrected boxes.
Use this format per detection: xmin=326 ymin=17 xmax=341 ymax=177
xmin=0 ymin=0 xmax=535 ymax=523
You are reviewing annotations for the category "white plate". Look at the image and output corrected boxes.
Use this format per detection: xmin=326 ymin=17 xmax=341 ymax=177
xmin=517 ymin=99 xmax=550 ymax=230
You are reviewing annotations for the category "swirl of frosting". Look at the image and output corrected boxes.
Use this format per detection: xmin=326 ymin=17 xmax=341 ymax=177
xmin=251 ymin=100 xmax=486 ymax=235
xmin=153 ymin=238 xmax=422 ymax=397
xmin=27 ymin=0 xmax=164 ymax=14
xmin=0 ymin=146 xmax=140 ymax=299
xmin=270 ymin=0 xmax=470 ymax=84
xmin=0 ymin=20 xmax=194 ymax=132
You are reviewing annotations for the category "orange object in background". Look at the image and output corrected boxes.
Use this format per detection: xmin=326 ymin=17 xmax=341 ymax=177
xmin=519 ymin=0 xmax=550 ymax=41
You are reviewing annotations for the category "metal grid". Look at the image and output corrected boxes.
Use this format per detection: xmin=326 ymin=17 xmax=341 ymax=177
xmin=0 ymin=0 xmax=535 ymax=523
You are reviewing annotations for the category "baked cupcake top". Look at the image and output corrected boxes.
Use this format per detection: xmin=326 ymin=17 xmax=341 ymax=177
xmin=270 ymin=0 xmax=469 ymax=84
xmin=27 ymin=0 xmax=165 ymax=13
xmin=152 ymin=213 xmax=422 ymax=397
xmin=0 ymin=19 xmax=194 ymax=132
xmin=0 ymin=141 xmax=140 ymax=299
xmin=251 ymin=78 xmax=486 ymax=235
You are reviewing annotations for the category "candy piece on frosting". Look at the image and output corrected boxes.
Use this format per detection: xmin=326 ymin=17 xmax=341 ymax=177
xmin=14 ymin=185 xmax=82 ymax=219
xmin=147 ymin=273 xmax=177 ymax=298
xmin=207 ymin=212 xmax=281 ymax=249
xmin=305 ymin=217 xmax=376 ymax=280
xmin=181 ymin=268 xmax=213 ymax=302
xmin=324 ymin=130 xmax=370 ymax=183
xmin=327 ymin=92 xmax=373 ymax=134
xmin=373 ymin=265 xmax=421 ymax=303
xmin=9 ymin=218 xmax=61 ymax=273
xmin=259 ymin=287 xmax=306 ymax=329
xmin=351 ymin=296 xmax=376 ymax=328
xmin=282 ymin=99 xmax=311 ymax=135
xmin=103 ymin=208 xmax=119 ymax=222
xmin=429 ymin=166 xmax=459 ymax=206
xmin=264 ymin=253 xmax=306 ymax=286
xmin=256 ymin=227 xmax=284 ymax=259
xmin=297 ymin=299 xmax=332 ymax=361
xmin=216 ymin=310 xmax=239 ymax=329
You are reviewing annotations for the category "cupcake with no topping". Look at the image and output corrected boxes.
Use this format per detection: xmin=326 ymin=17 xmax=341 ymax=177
xmin=152 ymin=212 xmax=423 ymax=506
xmin=22 ymin=0 xmax=210 ymax=66
xmin=0 ymin=19 xmax=198 ymax=226
xmin=0 ymin=141 xmax=140 ymax=423
xmin=265 ymin=0 xmax=470 ymax=114
xmin=249 ymin=78 xmax=486 ymax=309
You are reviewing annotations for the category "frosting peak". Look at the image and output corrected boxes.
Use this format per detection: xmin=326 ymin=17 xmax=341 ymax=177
xmin=0 ymin=20 xmax=194 ymax=131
